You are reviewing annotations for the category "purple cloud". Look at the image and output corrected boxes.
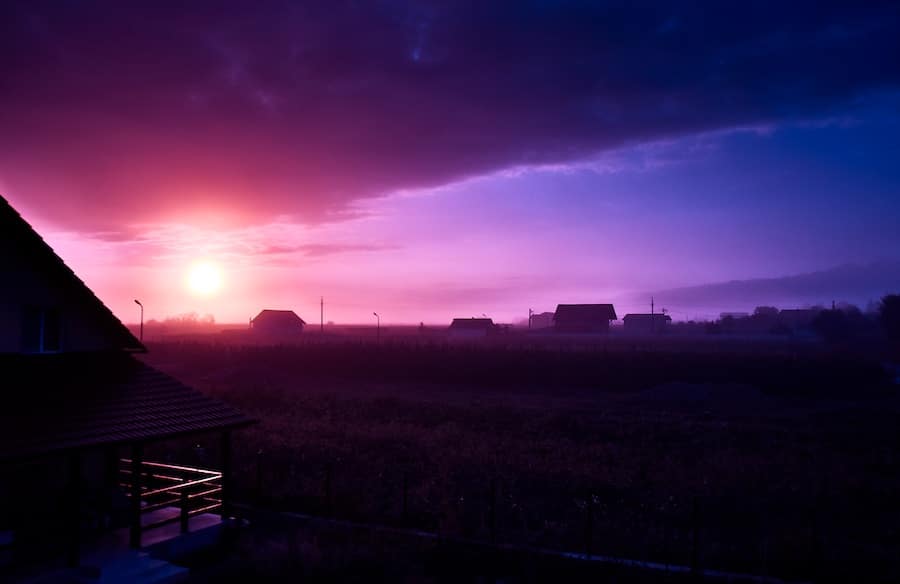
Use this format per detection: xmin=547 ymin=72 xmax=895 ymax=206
xmin=2 ymin=1 xmax=899 ymax=231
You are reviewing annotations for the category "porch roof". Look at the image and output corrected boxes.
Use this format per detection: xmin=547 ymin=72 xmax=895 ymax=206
xmin=0 ymin=354 xmax=253 ymax=462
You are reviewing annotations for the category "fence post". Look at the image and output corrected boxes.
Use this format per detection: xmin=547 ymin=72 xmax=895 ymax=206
xmin=402 ymin=471 xmax=409 ymax=526
xmin=488 ymin=478 xmax=497 ymax=544
xmin=255 ymin=449 xmax=264 ymax=505
xmin=663 ymin=521 xmax=670 ymax=574
xmin=180 ymin=489 xmax=189 ymax=534
xmin=324 ymin=463 xmax=333 ymax=515
xmin=585 ymin=495 xmax=594 ymax=559
xmin=691 ymin=496 xmax=700 ymax=577
xmin=810 ymin=494 xmax=821 ymax=583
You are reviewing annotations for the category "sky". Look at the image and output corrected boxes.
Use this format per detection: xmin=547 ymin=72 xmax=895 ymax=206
xmin=2 ymin=1 xmax=900 ymax=324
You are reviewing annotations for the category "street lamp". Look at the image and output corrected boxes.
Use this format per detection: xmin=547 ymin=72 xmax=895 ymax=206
xmin=373 ymin=312 xmax=380 ymax=342
xmin=134 ymin=299 xmax=144 ymax=342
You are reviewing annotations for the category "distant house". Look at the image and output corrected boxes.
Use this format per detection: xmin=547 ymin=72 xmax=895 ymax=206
xmin=251 ymin=309 xmax=306 ymax=338
xmin=553 ymin=304 xmax=617 ymax=333
xmin=0 ymin=195 xmax=252 ymax=574
xmin=448 ymin=317 xmax=496 ymax=338
xmin=720 ymin=312 xmax=750 ymax=320
xmin=623 ymin=313 xmax=672 ymax=334
xmin=529 ymin=311 xmax=555 ymax=330
xmin=778 ymin=308 xmax=818 ymax=330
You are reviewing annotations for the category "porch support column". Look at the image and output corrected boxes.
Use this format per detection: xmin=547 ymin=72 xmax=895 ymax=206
xmin=220 ymin=430 xmax=232 ymax=519
xmin=129 ymin=443 xmax=143 ymax=549
xmin=66 ymin=452 xmax=81 ymax=568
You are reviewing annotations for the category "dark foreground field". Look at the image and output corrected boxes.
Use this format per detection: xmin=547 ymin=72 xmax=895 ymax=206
xmin=142 ymin=340 xmax=900 ymax=582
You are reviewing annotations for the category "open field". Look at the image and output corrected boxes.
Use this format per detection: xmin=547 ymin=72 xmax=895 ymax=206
xmin=142 ymin=340 xmax=900 ymax=582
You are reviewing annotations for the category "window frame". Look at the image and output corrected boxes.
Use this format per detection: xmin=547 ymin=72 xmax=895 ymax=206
xmin=22 ymin=307 xmax=62 ymax=354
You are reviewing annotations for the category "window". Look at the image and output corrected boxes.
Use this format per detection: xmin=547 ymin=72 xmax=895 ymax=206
xmin=22 ymin=307 xmax=61 ymax=353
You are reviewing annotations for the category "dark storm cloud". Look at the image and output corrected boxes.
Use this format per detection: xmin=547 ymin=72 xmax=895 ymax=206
xmin=2 ymin=0 xmax=899 ymax=229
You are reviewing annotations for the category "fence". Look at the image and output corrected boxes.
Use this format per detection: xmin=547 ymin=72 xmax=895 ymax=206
xmin=239 ymin=455 xmax=872 ymax=582
xmin=119 ymin=458 xmax=223 ymax=536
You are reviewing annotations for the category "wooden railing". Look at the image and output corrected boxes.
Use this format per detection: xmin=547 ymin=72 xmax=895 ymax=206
xmin=119 ymin=458 xmax=223 ymax=535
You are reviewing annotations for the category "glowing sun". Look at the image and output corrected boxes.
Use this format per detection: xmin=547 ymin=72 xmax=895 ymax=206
xmin=187 ymin=262 xmax=223 ymax=296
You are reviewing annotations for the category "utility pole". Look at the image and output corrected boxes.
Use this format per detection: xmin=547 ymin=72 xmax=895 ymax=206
xmin=529 ymin=308 xmax=533 ymax=330
xmin=651 ymin=296 xmax=655 ymax=334
xmin=320 ymin=296 xmax=324 ymax=333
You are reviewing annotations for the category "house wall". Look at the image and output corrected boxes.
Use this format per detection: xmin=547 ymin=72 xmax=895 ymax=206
xmin=554 ymin=320 xmax=610 ymax=333
xmin=0 ymin=251 xmax=121 ymax=353
xmin=252 ymin=320 xmax=304 ymax=337
xmin=623 ymin=318 xmax=671 ymax=334
xmin=448 ymin=328 xmax=490 ymax=338
xmin=0 ymin=448 xmax=123 ymax=554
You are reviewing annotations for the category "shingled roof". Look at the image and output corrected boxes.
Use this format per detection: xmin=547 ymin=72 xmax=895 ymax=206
xmin=0 ymin=353 xmax=253 ymax=462
xmin=0 ymin=195 xmax=144 ymax=352
xmin=252 ymin=309 xmax=307 ymax=325
xmin=449 ymin=317 xmax=495 ymax=330
xmin=554 ymin=304 xmax=618 ymax=322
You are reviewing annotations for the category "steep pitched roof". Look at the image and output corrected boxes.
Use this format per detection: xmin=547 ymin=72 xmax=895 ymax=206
xmin=0 ymin=195 xmax=144 ymax=352
xmin=623 ymin=313 xmax=672 ymax=322
xmin=252 ymin=309 xmax=307 ymax=325
xmin=0 ymin=353 xmax=254 ymax=461
xmin=449 ymin=317 xmax=495 ymax=330
xmin=554 ymin=304 xmax=618 ymax=322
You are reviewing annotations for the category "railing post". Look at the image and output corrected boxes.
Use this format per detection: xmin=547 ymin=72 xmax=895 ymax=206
xmin=129 ymin=443 xmax=143 ymax=549
xmin=220 ymin=430 xmax=232 ymax=519
xmin=180 ymin=489 xmax=190 ymax=533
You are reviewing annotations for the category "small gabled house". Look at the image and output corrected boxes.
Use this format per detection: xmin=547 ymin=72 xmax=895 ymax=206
xmin=623 ymin=313 xmax=672 ymax=334
xmin=251 ymin=309 xmax=306 ymax=339
xmin=553 ymin=304 xmax=617 ymax=333
xmin=448 ymin=317 xmax=496 ymax=338
xmin=0 ymin=195 xmax=253 ymax=574
xmin=778 ymin=308 xmax=818 ymax=331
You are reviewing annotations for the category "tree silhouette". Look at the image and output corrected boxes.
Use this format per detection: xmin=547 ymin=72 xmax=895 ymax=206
xmin=879 ymin=294 xmax=900 ymax=342
xmin=811 ymin=309 xmax=850 ymax=343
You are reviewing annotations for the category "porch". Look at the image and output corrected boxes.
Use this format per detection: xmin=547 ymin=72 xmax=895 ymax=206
xmin=0 ymin=355 xmax=253 ymax=582
xmin=2 ymin=454 xmax=236 ymax=583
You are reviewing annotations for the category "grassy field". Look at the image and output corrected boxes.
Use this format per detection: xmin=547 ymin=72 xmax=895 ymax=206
xmin=141 ymin=339 xmax=900 ymax=581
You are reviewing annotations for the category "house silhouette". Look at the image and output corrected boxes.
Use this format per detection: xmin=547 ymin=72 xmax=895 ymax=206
xmin=251 ymin=309 xmax=306 ymax=339
xmin=623 ymin=313 xmax=672 ymax=334
xmin=448 ymin=317 xmax=496 ymax=337
xmin=553 ymin=304 xmax=617 ymax=333
xmin=0 ymin=195 xmax=253 ymax=574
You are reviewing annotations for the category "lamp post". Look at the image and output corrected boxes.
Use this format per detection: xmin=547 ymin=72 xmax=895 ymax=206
xmin=134 ymin=299 xmax=143 ymax=341
xmin=373 ymin=312 xmax=380 ymax=342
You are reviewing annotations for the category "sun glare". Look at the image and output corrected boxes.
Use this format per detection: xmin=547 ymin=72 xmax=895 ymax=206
xmin=187 ymin=262 xmax=223 ymax=296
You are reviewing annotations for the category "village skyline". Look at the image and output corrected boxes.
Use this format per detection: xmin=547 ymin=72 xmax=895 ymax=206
xmin=4 ymin=1 xmax=900 ymax=326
